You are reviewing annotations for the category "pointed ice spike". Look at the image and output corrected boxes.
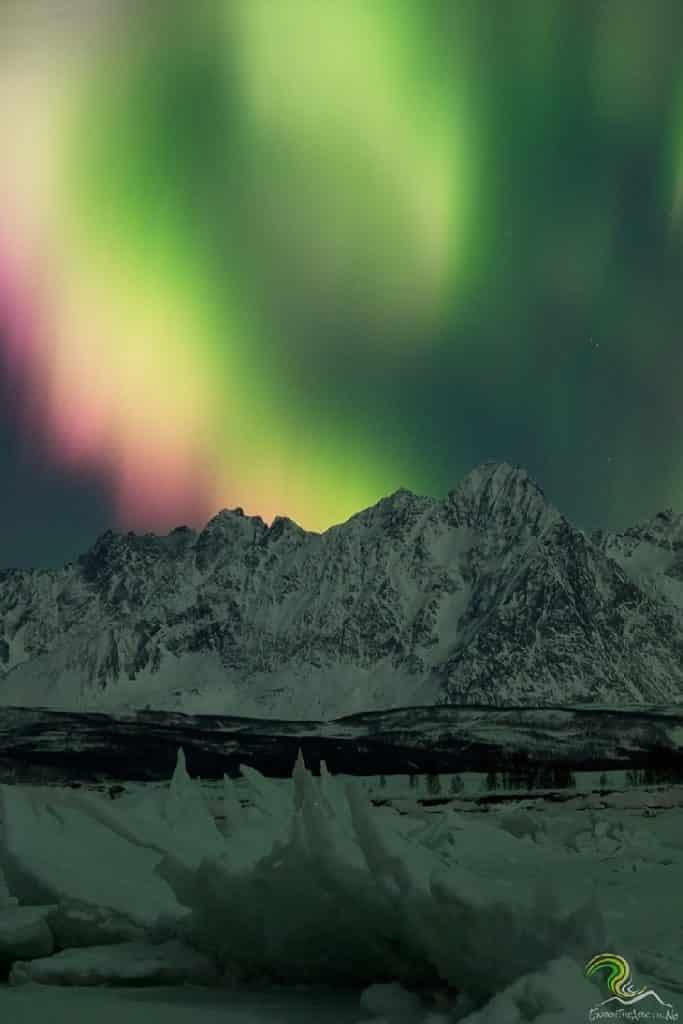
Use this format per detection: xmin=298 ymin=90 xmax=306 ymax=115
xmin=346 ymin=780 xmax=412 ymax=899
xmin=238 ymin=764 xmax=289 ymax=823
xmin=166 ymin=747 xmax=195 ymax=812
xmin=300 ymin=776 xmax=336 ymax=862
xmin=317 ymin=760 xmax=336 ymax=819
xmin=292 ymin=748 xmax=308 ymax=810
xmin=300 ymin=759 xmax=323 ymax=810
xmin=163 ymin=747 xmax=220 ymax=844
xmin=171 ymin=748 xmax=189 ymax=788
xmin=222 ymin=774 xmax=242 ymax=833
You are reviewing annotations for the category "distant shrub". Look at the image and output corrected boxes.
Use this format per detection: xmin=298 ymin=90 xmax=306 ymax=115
xmin=426 ymin=773 xmax=441 ymax=795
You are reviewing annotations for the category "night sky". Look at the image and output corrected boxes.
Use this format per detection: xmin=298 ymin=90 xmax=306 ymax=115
xmin=2 ymin=0 xmax=683 ymax=569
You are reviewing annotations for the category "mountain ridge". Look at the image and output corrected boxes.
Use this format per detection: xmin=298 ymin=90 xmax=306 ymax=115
xmin=1 ymin=461 xmax=682 ymax=718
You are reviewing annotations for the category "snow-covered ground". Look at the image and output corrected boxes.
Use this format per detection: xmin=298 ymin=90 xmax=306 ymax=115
xmin=0 ymin=752 xmax=681 ymax=1024
xmin=26 ymin=765 xmax=683 ymax=814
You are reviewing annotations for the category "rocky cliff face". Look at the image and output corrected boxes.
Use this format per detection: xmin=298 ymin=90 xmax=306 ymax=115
xmin=1 ymin=461 xmax=682 ymax=718
xmin=591 ymin=508 xmax=683 ymax=611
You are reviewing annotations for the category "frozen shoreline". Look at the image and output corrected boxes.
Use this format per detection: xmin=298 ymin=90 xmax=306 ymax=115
xmin=0 ymin=751 xmax=681 ymax=1022
xmin=1 ymin=703 xmax=682 ymax=784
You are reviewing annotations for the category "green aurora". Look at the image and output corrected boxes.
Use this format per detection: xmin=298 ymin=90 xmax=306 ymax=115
xmin=2 ymin=0 xmax=683 ymax=565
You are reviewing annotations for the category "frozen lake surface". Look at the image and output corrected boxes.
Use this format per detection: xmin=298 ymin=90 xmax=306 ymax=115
xmin=0 ymin=751 xmax=681 ymax=1023
xmin=0 ymin=984 xmax=366 ymax=1024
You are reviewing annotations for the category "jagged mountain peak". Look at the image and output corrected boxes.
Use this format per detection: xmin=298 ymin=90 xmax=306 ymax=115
xmin=590 ymin=501 xmax=683 ymax=614
xmin=449 ymin=460 xmax=544 ymax=499
xmin=342 ymin=486 xmax=435 ymax=540
xmin=204 ymin=507 xmax=267 ymax=531
xmin=446 ymin=460 xmax=557 ymax=533
xmin=348 ymin=484 xmax=422 ymax=511
xmin=269 ymin=515 xmax=306 ymax=536
xmin=591 ymin=505 xmax=683 ymax=550
xmin=627 ymin=507 xmax=683 ymax=540
xmin=385 ymin=486 xmax=416 ymax=501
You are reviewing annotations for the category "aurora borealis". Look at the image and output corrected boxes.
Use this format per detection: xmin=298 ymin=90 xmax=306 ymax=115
xmin=3 ymin=1 xmax=683 ymax=567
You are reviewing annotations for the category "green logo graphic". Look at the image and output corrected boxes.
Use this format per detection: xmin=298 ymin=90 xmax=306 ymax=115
xmin=586 ymin=954 xmax=648 ymax=1002
xmin=585 ymin=953 xmax=676 ymax=1019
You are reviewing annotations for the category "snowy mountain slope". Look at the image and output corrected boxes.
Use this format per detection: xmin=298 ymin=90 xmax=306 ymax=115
xmin=1 ymin=461 xmax=683 ymax=717
xmin=591 ymin=508 xmax=683 ymax=610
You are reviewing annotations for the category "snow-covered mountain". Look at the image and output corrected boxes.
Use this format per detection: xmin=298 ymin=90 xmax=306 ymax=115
xmin=591 ymin=508 xmax=683 ymax=611
xmin=1 ymin=461 xmax=682 ymax=718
